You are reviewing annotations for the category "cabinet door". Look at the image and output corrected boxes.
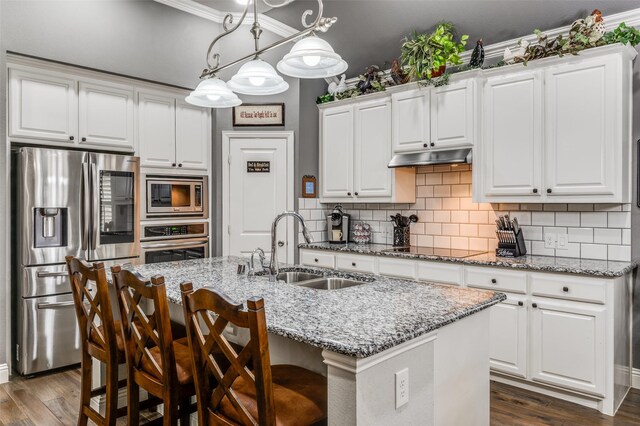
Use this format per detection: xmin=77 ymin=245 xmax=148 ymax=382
xmin=354 ymin=98 xmax=392 ymax=198
xmin=544 ymin=56 xmax=619 ymax=197
xmin=9 ymin=68 xmax=78 ymax=143
xmin=320 ymin=105 xmax=354 ymax=199
xmin=391 ymin=89 xmax=430 ymax=153
xmin=176 ymin=101 xmax=210 ymax=171
xmin=482 ymin=71 xmax=543 ymax=198
xmin=430 ymin=79 xmax=474 ymax=149
xmin=489 ymin=294 xmax=528 ymax=378
xmin=78 ymin=81 xmax=134 ymax=151
xmin=138 ymin=91 xmax=176 ymax=169
xmin=530 ymin=298 xmax=605 ymax=396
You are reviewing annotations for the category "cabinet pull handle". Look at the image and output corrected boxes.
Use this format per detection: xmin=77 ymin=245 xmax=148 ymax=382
xmin=533 ymin=188 xmax=538 ymax=194
xmin=81 ymin=137 xmax=86 ymax=142
xmin=69 ymin=136 xmax=75 ymax=141
xmin=491 ymin=278 xmax=497 ymax=284
xmin=562 ymin=286 xmax=569 ymax=292
xmin=518 ymin=301 xmax=524 ymax=307
xmin=352 ymin=262 xmax=356 ymax=267
xmin=547 ymin=188 xmax=552 ymax=194
xmin=532 ymin=303 xmax=538 ymax=308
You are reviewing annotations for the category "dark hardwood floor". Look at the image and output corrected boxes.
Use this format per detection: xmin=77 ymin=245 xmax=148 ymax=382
xmin=1 ymin=369 xmax=639 ymax=425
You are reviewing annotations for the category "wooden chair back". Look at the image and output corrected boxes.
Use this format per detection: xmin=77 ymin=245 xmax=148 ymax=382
xmin=111 ymin=266 xmax=177 ymax=392
xmin=65 ymin=255 xmax=119 ymax=362
xmin=180 ymin=282 xmax=275 ymax=426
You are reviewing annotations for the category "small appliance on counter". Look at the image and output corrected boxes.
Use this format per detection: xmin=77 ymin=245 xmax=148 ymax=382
xmin=390 ymin=213 xmax=418 ymax=247
xmin=327 ymin=204 xmax=350 ymax=244
xmin=495 ymin=214 xmax=527 ymax=257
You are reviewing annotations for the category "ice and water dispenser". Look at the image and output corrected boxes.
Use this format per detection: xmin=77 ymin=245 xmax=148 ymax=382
xmin=34 ymin=207 xmax=67 ymax=248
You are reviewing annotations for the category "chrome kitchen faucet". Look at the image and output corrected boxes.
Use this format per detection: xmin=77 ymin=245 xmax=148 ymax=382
xmin=268 ymin=211 xmax=313 ymax=281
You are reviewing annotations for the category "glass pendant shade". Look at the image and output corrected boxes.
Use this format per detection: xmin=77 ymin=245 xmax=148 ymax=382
xmin=277 ymin=36 xmax=348 ymax=78
xmin=185 ymin=77 xmax=242 ymax=108
xmin=227 ymin=58 xmax=289 ymax=95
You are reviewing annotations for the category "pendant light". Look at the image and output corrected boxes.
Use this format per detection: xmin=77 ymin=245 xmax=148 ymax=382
xmin=227 ymin=58 xmax=289 ymax=95
xmin=185 ymin=77 xmax=242 ymax=108
xmin=277 ymin=36 xmax=348 ymax=79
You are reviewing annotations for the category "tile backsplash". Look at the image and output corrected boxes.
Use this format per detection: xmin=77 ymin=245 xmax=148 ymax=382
xmin=299 ymin=164 xmax=631 ymax=261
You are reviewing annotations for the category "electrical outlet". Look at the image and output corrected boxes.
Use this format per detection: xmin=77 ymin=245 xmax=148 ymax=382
xmin=557 ymin=233 xmax=569 ymax=250
xmin=544 ymin=232 xmax=557 ymax=249
xmin=395 ymin=368 xmax=409 ymax=409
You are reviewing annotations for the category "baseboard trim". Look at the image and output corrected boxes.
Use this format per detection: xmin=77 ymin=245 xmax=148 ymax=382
xmin=0 ymin=363 xmax=9 ymax=384
xmin=632 ymin=368 xmax=640 ymax=390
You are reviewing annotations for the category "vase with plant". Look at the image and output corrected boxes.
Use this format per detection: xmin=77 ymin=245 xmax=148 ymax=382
xmin=400 ymin=22 xmax=468 ymax=81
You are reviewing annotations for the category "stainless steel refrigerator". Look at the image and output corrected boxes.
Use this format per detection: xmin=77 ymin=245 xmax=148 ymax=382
xmin=12 ymin=147 xmax=140 ymax=375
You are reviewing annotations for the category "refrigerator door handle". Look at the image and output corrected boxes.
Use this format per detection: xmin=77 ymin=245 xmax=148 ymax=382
xmin=37 ymin=301 xmax=76 ymax=309
xmin=90 ymin=162 xmax=99 ymax=251
xmin=82 ymin=162 xmax=90 ymax=251
xmin=36 ymin=271 xmax=68 ymax=278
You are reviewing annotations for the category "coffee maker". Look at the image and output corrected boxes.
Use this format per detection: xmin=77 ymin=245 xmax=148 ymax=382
xmin=327 ymin=204 xmax=350 ymax=244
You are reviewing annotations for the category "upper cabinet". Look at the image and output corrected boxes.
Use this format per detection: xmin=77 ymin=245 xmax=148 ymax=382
xmin=391 ymin=89 xmax=430 ymax=153
xmin=176 ymin=100 xmax=210 ymax=171
xmin=320 ymin=99 xmax=415 ymax=204
xmin=474 ymin=44 xmax=635 ymax=203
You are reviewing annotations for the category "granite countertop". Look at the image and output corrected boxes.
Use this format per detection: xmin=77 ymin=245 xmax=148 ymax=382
xmin=130 ymin=256 xmax=505 ymax=358
xmin=299 ymin=242 xmax=638 ymax=278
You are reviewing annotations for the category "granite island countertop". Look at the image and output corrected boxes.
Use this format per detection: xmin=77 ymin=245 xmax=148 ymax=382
xmin=129 ymin=256 xmax=505 ymax=358
xmin=299 ymin=242 xmax=638 ymax=278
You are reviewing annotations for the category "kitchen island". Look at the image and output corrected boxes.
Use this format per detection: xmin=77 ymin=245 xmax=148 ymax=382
xmin=128 ymin=256 xmax=505 ymax=425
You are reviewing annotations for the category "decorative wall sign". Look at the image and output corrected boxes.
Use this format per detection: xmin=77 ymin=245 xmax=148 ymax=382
xmin=233 ymin=103 xmax=285 ymax=127
xmin=302 ymin=175 xmax=317 ymax=198
xmin=247 ymin=161 xmax=271 ymax=173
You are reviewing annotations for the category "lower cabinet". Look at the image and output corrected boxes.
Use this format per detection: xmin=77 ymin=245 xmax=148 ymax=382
xmin=489 ymin=293 xmax=528 ymax=378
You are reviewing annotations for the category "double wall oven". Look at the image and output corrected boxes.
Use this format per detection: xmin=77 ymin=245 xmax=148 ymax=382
xmin=141 ymin=174 xmax=210 ymax=265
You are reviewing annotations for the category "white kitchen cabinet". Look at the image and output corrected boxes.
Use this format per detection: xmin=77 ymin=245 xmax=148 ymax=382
xmin=78 ymin=80 xmax=134 ymax=150
xmin=480 ymin=71 xmax=543 ymax=198
xmin=430 ymin=78 xmax=475 ymax=149
xmin=391 ymin=89 xmax=430 ymax=153
xmin=176 ymin=100 xmax=210 ymax=171
xmin=544 ymin=56 xmax=619 ymax=198
xmin=489 ymin=293 xmax=528 ymax=378
xmin=320 ymin=104 xmax=354 ymax=199
xmin=138 ymin=91 xmax=176 ymax=169
xmin=354 ymin=98 xmax=392 ymax=198
xmin=530 ymin=297 xmax=606 ymax=397
xmin=9 ymin=68 xmax=78 ymax=143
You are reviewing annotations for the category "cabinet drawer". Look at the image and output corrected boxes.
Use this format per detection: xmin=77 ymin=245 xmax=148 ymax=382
xmin=301 ymin=251 xmax=335 ymax=269
xmin=465 ymin=266 xmax=527 ymax=294
xmin=335 ymin=254 xmax=376 ymax=274
xmin=378 ymin=258 xmax=416 ymax=279
xmin=416 ymin=262 xmax=462 ymax=285
xmin=530 ymin=273 xmax=606 ymax=304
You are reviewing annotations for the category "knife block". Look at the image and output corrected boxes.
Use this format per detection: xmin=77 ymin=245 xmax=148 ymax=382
xmin=496 ymin=229 xmax=527 ymax=258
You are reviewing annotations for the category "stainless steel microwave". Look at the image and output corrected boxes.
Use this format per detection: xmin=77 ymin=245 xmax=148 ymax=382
xmin=143 ymin=175 xmax=208 ymax=219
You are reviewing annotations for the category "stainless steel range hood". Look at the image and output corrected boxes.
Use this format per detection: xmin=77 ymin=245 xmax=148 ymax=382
xmin=388 ymin=148 xmax=472 ymax=168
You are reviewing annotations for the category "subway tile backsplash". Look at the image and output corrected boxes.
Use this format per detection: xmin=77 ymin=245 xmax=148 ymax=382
xmin=299 ymin=164 xmax=632 ymax=261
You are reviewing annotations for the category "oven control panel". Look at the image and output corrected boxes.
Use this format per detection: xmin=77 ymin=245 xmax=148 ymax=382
xmin=143 ymin=223 xmax=208 ymax=240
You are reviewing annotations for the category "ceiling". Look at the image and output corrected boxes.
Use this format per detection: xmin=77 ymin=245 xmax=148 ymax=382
xmin=262 ymin=0 xmax=640 ymax=78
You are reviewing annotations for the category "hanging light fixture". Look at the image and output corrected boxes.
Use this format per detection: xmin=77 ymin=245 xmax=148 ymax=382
xmin=186 ymin=0 xmax=346 ymax=108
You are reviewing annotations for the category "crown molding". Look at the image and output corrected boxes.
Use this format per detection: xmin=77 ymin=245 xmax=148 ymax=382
xmin=333 ymin=7 xmax=640 ymax=87
xmin=153 ymin=0 xmax=298 ymax=37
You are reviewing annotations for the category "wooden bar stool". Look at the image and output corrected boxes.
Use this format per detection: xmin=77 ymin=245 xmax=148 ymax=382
xmin=111 ymin=266 xmax=195 ymax=426
xmin=65 ymin=256 xmax=127 ymax=426
xmin=180 ymin=282 xmax=328 ymax=426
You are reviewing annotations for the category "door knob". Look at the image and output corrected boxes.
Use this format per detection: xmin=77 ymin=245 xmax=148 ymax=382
xmin=278 ymin=241 xmax=285 ymax=247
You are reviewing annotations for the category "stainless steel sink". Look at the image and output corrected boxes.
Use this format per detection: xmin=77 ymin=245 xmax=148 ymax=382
xmin=296 ymin=277 xmax=368 ymax=290
xmin=276 ymin=271 xmax=323 ymax=283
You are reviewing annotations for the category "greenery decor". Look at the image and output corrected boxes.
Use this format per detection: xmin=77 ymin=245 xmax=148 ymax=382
xmin=603 ymin=22 xmax=640 ymax=46
xmin=400 ymin=23 xmax=469 ymax=81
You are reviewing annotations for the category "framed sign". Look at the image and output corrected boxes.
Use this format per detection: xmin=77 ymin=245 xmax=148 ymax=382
xmin=302 ymin=175 xmax=317 ymax=198
xmin=247 ymin=161 xmax=270 ymax=173
xmin=233 ymin=103 xmax=285 ymax=127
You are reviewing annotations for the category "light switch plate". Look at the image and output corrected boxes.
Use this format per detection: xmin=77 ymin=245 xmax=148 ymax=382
xmin=557 ymin=233 xmax=569 ymax=250
xmin=395 ymin=368 xmax=409 ymax=409
xmin=544 ymin=232 xmax=557 ymax=249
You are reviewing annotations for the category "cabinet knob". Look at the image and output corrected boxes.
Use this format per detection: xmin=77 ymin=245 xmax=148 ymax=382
xmin=430 ymin=142 xmax=435 ymax=147
xmin=352 ymin=262 xmax=356 ymax=267
xmin=354 ymin=192 xmax=359 ymax=196
xmin=314 ymin=258 xmax=319 ymax=263
xmin=518 ymin=301 xmax=524 ymax=307
xmin=491 ymin=278 xmax=497 ymax=284
xmin=81 ymin=137 xmax=86 ymax=142
xmin=347 ymin=192 xmax=351 ymax=196
xmin=172 ymin=163 xmax=176 ymax=167
xmin=69 ymin=136 xmax=75 ymax=141
xmin=278 ymin=241 xmax=285 ymax=247
xmin=547 ymin=188 xmax=552 ymax=194
xmin=532 ymin=303 xmax=538 ymax=308
xmin=533 ymin=188 xmax=538 ymax=194
xmin=178 ymin=163 xmax=183 ymax=167
xmin=423 ymin=143 xmax=428 ymax=148
xmin=562 ymin=286 xmax=569 ymax=292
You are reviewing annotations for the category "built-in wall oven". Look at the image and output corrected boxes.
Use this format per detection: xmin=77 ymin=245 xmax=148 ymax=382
xmin=143 ymin=175 xmax=208 ymax=219
xmin=140 ymin=222 xmax=209 ymax=264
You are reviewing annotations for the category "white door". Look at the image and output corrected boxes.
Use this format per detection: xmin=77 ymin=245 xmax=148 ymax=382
xmin=482 ymin=71 xmax=543 ymax=198
xmin=224 ymin=132 xmax=294 ymax=263
xmin=530 ymin=298 xmax=606 ymax=396
xmin=138 ymin=91 xmax=176 ymax=169
xmin=176 ymin=100 xmax=210 ymax=171
xmin=489 ymin=294 xmax=528 ymax=378
xmin=354 ymin=98 xmax=393 ymax=199
xmin=544 ymin=56 xmax=618 ymax=197
xmin=430 ymin=79 xmax=474 ymax=149
xmin=391 ymin=89 xmax=430 ymax=153
xmin=320 ymin=105 xmax=354 ymax=200
xmin=78 ymin=81 xmax=134 ymax=151
xmin=9 ymin=68 xmax=78 ymax=143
